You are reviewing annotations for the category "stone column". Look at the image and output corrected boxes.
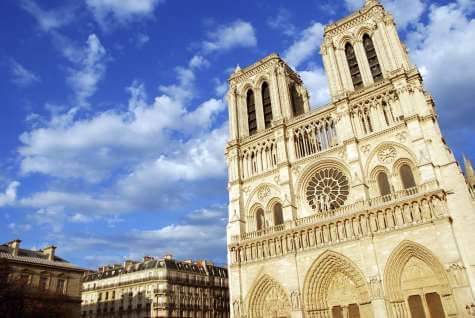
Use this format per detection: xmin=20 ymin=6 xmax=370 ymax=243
xmin=270 ymin=67 xmax=283 ymax=120
xmin=254 ymin=84 xmax=265 ymax=131
xmin=227 ymin=88 xmax=239 ymax=140
xmin=354 ymin=40 xmax=373 ymax=86
xmin=376 ymin=20 xmax=397 ymax=72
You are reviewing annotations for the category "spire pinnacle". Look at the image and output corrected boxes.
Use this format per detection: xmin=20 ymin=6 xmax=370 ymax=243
xmin=365 ymin=0 xmax=380 ymax=7
xmin=463 ymin=154 xmax=475 ymax=177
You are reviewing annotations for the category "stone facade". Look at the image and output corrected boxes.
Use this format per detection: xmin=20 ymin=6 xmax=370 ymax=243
xmin=225 ymin=1 xmax=475 ymax=317
xmin=0 ymin=239 xmax=85 ymax=317
xmin=81 ymin=256 xmax=229 ymax=318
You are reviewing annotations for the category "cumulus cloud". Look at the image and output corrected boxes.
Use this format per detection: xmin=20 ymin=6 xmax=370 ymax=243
xmin=20 ymin=0 xmax=75 ymax=32
xmin=0 ymin=182 xmax=20 ymax=207
xmin=267 ymin=8 xmax=297 ymax=37
xmin=300 ymin=68 xmax=330 ymax=107
xmin=67 ymin=34 xmax=107 ymax=107
xmin=406 ymin=1 xmax=475 ymax=149
xmin=203 ymin=20 xmax=257 ymax=53
xmin=284 ymin=22 xmax=324 ymax=68
xmin=9 ymin=60 xmax=40 ymax=87
xmin=86 ymin=0 xmax=163 ymax=28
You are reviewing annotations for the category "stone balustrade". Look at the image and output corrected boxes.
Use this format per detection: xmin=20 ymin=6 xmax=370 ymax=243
xmin=229 ymin=184 xmax=447 ymax=265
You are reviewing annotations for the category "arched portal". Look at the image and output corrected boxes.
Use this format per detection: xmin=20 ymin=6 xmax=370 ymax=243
xmin=247 ymin=275 xmax=292 ymax=318
xmin=303 ymin=251 xmax=373 ymax=318
xmin=384 ymin=241 xmax=457 ymax=318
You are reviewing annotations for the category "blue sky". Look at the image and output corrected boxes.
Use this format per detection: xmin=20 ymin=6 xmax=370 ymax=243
xmin=0 ymin=0 xmax=474 ymax=269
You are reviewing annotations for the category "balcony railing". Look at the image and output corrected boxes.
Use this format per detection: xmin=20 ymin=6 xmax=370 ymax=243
xmin=231 ymin=180 xmax=440 ymax=244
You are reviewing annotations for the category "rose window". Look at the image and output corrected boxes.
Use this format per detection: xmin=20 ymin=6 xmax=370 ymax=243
xmin=305 ymin=167 xmax=350 ymax=212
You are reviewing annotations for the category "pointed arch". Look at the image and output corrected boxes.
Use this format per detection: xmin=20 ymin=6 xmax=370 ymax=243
xmin=384 ymin=240 xmax=451 ymax=302
xmin=345 ymin=43 xmax=363 ymax=90
xmin=363 ymin=34 xmax=383 ymax=82
xmin=246 ymin=89 xmax=257 ymax=135
xmin=247 ymin=275 xmax=291 ymax=318
xmin=261 ymin=82 xmax=273 ymax=129
xmin=303 ymin=250 xmax=371 ymax=313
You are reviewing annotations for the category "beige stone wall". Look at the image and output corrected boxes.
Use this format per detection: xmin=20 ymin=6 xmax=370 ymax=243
xmin=226 ymin=1 xmax=475 ymax=318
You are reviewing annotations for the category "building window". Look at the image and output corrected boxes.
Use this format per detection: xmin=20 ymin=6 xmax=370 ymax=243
xmin=261 ymin=82 xmax=273 ymax=129
xmin=377 ymin=171 xmax=391 ymax=197
xmin=56 ymin=278 xmax=66 ymax=294
xmin=290 ymin=84 xmax=304 ymax=116
xmin=273 ymin=203 xmax=284 ymax=226
xmin=19 ymin=273 xmax=31 ymax=286
xmin=345 ymin=43 xmax=363 ymax=90
xmin=246 ymin=89 xmax=257 ymax=135
xmin=39 ymin=276 xmax=49 ymax=291
xmin=256 ymin=208 xmax=265 ymax=231
xmin=400 ymin=164 xmax=417 ymax=190
xmin=363 ymin=34 xmax=383 ymax=82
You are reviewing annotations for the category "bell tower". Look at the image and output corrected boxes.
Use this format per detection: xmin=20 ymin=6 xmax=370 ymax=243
xmin=321 ymin=0 xmax=411 ymax=99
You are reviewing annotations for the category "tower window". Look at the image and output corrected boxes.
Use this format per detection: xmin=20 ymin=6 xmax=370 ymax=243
xmin=377 ymin=171 xmax=391 ymax=197
xmin=363 ymin=34 xmax=383 ymax=82
xmin=400 ymin=164 xmax=417 ymax=189
xmin=261 ymin=82 xmax=273 ymax=129
xmin=256 ymin=208 xmax=265 ymax=231
xmin=273 ymin=203 xmax=284 ymax=226
xmin=246 ymin=89 xmax=257 ymax=135
xmin=345 ymin=43 xmax=363 ymax=90
xmin=290 ymin=84 xmax=304 ymax=116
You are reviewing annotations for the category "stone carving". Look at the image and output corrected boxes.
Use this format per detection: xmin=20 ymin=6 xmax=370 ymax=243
xmin=257 ymin=185 xmax=271 ymax=200
xmin=377 ymin=145 xmax=397 ymax=164
xmin=290 ymin=290 xmax=301 ymax=310
xmin=396 ymin=132 xmax=407 ymax=142
xmin=233 ymin=299 xmax=241 ymax=318
xmin=447 ymin=263 xmax=468 ymax=287
xmin=369 ymin=276 xmax=383 ymax=299
xmin=361 ymin=144 xmax=371 ymax=155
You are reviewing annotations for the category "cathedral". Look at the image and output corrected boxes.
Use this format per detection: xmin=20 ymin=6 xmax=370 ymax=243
xmin=225 ymin=0 xmax=475 ymax=317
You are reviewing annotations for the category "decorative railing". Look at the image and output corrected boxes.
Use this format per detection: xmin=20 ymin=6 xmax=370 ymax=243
xmin=229 ymin=183 xmax=447 ymax=265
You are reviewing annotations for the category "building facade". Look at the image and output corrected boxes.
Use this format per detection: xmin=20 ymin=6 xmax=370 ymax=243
xmin=225 ymin=1 xmax=475 ymax=317
xmin=81 ymin=256 xmax=229 ymax=318
xmin=0 ymin=239 xmax=85 ymax=317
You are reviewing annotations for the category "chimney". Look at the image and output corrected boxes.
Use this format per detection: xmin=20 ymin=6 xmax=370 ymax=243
xmin=7 ymin=239 xmax=21 ymax=256
xmin=42 ymin=245 xmax=56 ymax=261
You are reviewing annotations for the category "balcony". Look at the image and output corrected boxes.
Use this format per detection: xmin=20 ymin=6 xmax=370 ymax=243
xmin=229 ymin=180 xmax=447 ymax=265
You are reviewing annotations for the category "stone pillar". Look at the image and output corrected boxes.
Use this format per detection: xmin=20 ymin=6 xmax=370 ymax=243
xmin=227 ymin=88 xmax=239 ymax=140
xmin=376 ymin=20 xmax=397 ymax=72
xmin=270 ymin=67 xmax=283 ymax=120
xmin=354 ymin=40 xmax=373 ymax=86
xmin=276 ymin=64 xmax=293 ymax=119
xmin=254 ymin=84 xmax=265 ymax=131
xmin=335 ymin=48 xmax=354 ymax=92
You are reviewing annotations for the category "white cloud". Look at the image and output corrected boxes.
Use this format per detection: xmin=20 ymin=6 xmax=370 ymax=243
xmin=10 ymin=60 xmax=40 ymax=87
xmin=300 ymin=68 xmax=330 ymax=107
xmin=267 ymin=8 xmax=296 ymax=37
xmin=132 ymin=33 xmax=150 ymax=48
xmin=86 ymin=0 xmax=163 ymax=28
xmin=344 ymin=0 xmax=424 ymax=29
xmin=8 ymin=222 xmax=32 ymax=233
xmin=283 ymin=22 xmax=324 ymax=68
xmin=67 ymin=34 xmax=107 ymax=107
xmin=203 ymin=20 xmax=257 ymax=53
xmin=20 ymin=0 xmax=74 ymax=32
xmin=407 ymin=1 xmax=475 ymax=134
xmin=0 ymin=181 xmax=20 ymax=207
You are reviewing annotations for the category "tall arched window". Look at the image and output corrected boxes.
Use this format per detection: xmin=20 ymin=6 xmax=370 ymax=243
xmin=261 ymin=82 xmax=273 ymax=129
xmin=256 ymin=208 xmax=265 ymax=231
xmin=345 ymin=43 xmax=363 ymax=90
xmin=247 ymin=89 xmax=257 ymax=135
xmin=290 ymin=84 xmax=304 ymax=116
xmin=377 ymin=171 xmax=391 ymax=196
xmin=400 ymin=164 xmax=417 ymax=189
xmin=363 ymin=34 xmax=383 ymax=82
xmin=273 ymin=203 xmax=284 ymax=226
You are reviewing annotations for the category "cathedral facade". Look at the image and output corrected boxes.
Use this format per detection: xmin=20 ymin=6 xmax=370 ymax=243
xmin=225 ymin=1 xmax=475 ymax=317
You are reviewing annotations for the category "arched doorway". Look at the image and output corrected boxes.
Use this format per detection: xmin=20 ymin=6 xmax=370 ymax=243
xmin=247 ymin=275 xmax=291 ymax=318
xmin=302 ymin=251 xmax=373 ymax=318
xmin=384 ymin=241 xmax=457 ymax=317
